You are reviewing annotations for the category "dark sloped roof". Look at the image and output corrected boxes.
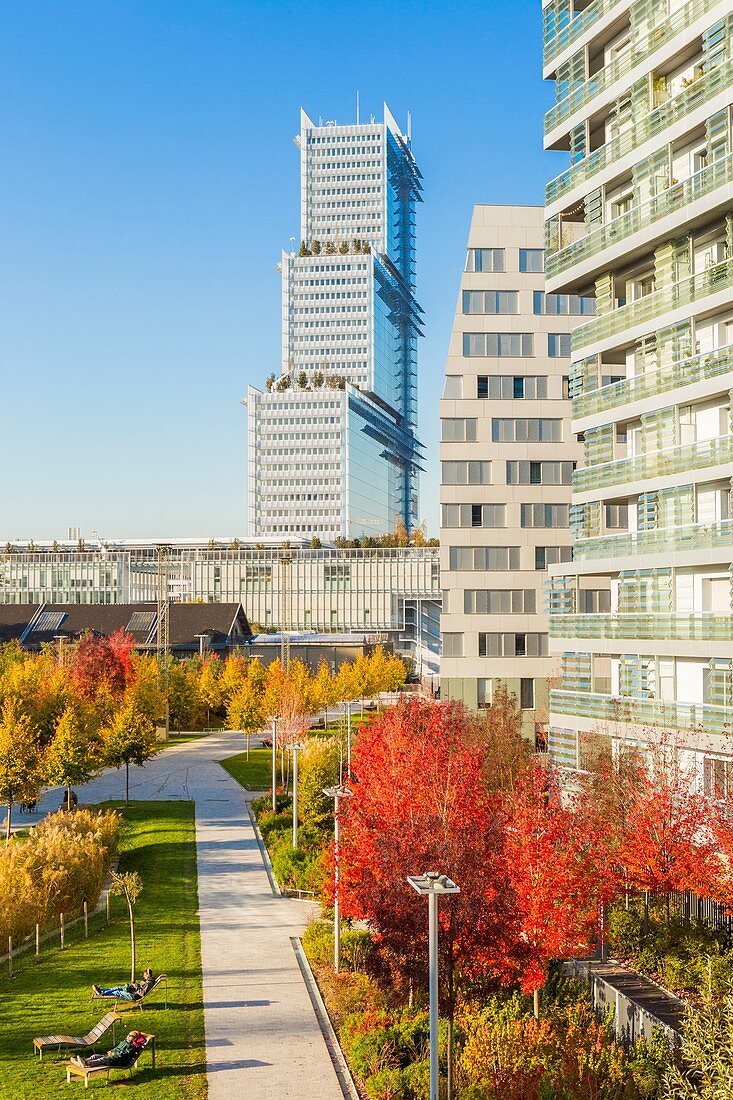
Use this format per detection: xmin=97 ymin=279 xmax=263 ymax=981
xmin=0 ymin=605 xmax=38 ymax=643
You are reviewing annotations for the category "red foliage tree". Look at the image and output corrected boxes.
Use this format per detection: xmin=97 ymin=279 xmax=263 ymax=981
xmin=338 ymin=698 xmax=516 ymax=1010
xmin=69 ymin=629 xmax=135 ymax=699
xmin=501 ymin=762 xmax=610 ymax=1016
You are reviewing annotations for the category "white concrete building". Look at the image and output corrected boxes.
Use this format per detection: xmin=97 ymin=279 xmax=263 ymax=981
xmin=440 ymin=205 xmax=588 ymax=737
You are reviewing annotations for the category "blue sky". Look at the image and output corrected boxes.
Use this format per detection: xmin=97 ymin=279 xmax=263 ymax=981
xmin=2 ymin=0 xmax=565 ymax=540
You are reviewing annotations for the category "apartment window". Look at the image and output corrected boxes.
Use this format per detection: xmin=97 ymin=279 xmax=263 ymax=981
xmin=477 ymin=678 xmax=493 ymax=708
xmin=441 ymin=460 xmax=491 ymax=485
xmin=443 ymin=633 xmax=464 ymax=658
xmin=441 ymin=504 xmax=507 ymax=528
xmin=462 ymin=290 xmax=519 ymax=315
xmin=443 ymin=375 xmax=463 ymax=398
xmin=441 ymin=418 xmax=477 ymax=442
xmin=548 ymin=333 xmax=572 ymax=357
xmin=533 ymin=292 xmax=595 ymax=315
xmin=519 ymin=248 xmax=544 ymax=273
xmin=465 ymin=248 xmax=505 ymax=273
xmin=463 ymin=333 xmax=534 ymax=357
xmin=535 ymin=545 xmax=573 ymax=569
xmin=520 ymin=678 xmax=535 ymax=709
xmin=478 ymin=375 xmax=547 ymax=400
xmin=562 ymin=375 xmax=571 ymax=399
xmin=449 ymin=546 xmax=521 ymax=570
xmin=479 ymin=633 xmax=548 ymax=657
xmin=521 ymin=503 xmax=570 ymax=528
xmin=464 ymin=589 xmax=537 ymax=614
xmin=605 ymin=503 xmax=629 ymax=529
xmin=492 ymin=418 xmax=562 ymax=443
xmin=578 ymin=589 xmax=612 ymax=613
xmin=704 ymin=757 xmax=733 ymax=799
xmin=506 ymin=460 xmax=574 ymax=485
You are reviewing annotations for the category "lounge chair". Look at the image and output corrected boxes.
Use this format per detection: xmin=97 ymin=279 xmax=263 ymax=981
xmin=65 ymin=1032 xmax=156 ymax=1088
xmin=90 ymin=974 xmax=167 ymax=1011
xmin=33 ymin=1012 xmax=121 ymax=1061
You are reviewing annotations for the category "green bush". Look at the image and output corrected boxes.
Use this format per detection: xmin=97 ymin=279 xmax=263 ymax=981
xmin=257 ymin=809 xmax=293 ymax=843
xmin=303 ymin=920 xmax=335 ymax=968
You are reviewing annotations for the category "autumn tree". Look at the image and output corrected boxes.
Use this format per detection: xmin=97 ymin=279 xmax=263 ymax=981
xmin=470 ymin=681 xmax=530 ymax=793
xmin=227 ymin=675 xmax=265 ymax=759
xmin=102 ymin=703 xmax=160 ymax=803
xmin=69 ymin=629 xmax=134 ymax=699
xmin=0 ymin=700 xmax=44 ymax=840
xmin=45 ymin=704 xmax=100 ymax=806
xmin=198 ymin=656 xmax=223 ymax=726
xmin=111 ymin=870 xmax=143 ymax=982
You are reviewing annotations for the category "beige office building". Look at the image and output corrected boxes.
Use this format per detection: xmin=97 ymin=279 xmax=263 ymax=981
xmin=440 ymin=205 xmax=589 ymax=738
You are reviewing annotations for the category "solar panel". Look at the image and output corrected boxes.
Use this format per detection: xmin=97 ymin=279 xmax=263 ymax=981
xmin=126 ymin=611 xmax=156 ymax=634
xmin=33 ymin=611 xmax=67 ymax=632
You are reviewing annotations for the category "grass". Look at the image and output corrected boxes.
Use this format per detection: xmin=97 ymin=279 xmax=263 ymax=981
xmin=219 ymin=747 xmax=273 ymax=791
xmin=0 ymin=801 xmax=206 ymax=1100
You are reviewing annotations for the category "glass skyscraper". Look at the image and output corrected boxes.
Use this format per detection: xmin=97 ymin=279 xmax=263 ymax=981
xmin=247 ymin=106 xmax=424 ymax=540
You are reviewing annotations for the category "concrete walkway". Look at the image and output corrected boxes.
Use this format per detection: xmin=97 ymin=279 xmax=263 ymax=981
xmin=24 ymin=733 xmax=346 ymax=1100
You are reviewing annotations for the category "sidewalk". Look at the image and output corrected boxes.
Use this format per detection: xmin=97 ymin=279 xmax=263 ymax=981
xmin=26 ymin=733 xmax=345 ymax=1100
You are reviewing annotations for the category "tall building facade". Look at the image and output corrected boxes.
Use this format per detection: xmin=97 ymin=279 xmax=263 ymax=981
xmin=440 ymin=205 xmax=588 ymax=737
xmin=543 ymin=0 xmax=733 ymax=785
xmin=247 ymin=106 xmax=424 ymax=540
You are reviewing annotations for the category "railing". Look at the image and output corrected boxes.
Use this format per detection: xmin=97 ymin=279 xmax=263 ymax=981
xmin=572 ymin=343 xmax=733 ymax=419
xmin=545 ymin=0 xmax=714 ymax=136
xmin=573 ymin=433 xmax=733 ymax=493
xmin=551 ymin=687 xmax=733 ymax=736
xmin=573 ymin=259 xmax=733 ymax=351
xmin=547 ymin=154 xmax=733 ymax=279
xmin=550 ymin=612 xmax=733 ymax=641
xmin=574 ymin=517 xmax=733 ymax=560
xmin=543 ymin=0 xmax=632 ymax=69
xmin=546 ymin=55 xmax=733 ymax=205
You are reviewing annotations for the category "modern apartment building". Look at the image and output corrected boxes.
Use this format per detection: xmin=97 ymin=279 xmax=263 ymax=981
xmin=0 ymin=538 xmax=440 ymax=677
xmin=246 ymin=106 xmax=424 ymax=541
xmin=440 ymin=205 xmax=588 ymax=737
xmin=542 ymin=0 xmax=733 ymax=785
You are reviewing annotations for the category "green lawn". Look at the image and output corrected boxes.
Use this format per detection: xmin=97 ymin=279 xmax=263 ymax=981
xmin=219 ymin=748 xmax=273 ymax=791
xmin=0 ymin=802 xmax=206 ymax=1100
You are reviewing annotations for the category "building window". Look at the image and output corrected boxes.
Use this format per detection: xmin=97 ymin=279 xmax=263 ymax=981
xmin=548 ymin=333 xmax=572 ymax=357
xmin=477 ymin=375 xmax=547 ymax=400
xmin=462 ymin=290 xmax=519 ymax=315
xmin=441 ymin=418 xmax=477 ymax=442
xmin=562 ymin=375 xmax=571 ymax=399
xmin=465 ymin=248 xmax=504 ymax=273
xmin=578 ymin=589 xmax=612 ymax=613
xmin=521 ymin=503 xmax=570 ymax=528
xmin=442 ymin=375 xmax=463 ymax=398
xmin=443 ymin=633 xmax=464 ymax=658
xmin=441 ymin=460 xmax=491 ymax=485
xmin=507 ymin=460 xmax=574 ymax=486
xmin=535 ymin=545 xmax=573 ymax=570
xmin=519 ymin=248 xmax=544 ymax=273
xmin=477 ymin=678 xmax=493 ymax=708
xmin=605 ymin=503 xmax=629 ymax=529
xmin=449 ymin=546 xmax=521 ymax=570
xmin=533 ymin=292 xmax=595 ymax=315
xmin=463 ymin=333 xmax=534 ymax=357
xmin=704 ymin=756 xmax=733 ymax=799
xmin=464 ymin=589 xmax=537 ymax=614
xmin=441 ymin=504 xmax=507 ymax=528
xmin=492 ymin=418 xmax=562 ymax=443
xmin=478 ymin=633 xmax=548 ymax=657
xmin=520 ymin=678 xmax=535 ymax=709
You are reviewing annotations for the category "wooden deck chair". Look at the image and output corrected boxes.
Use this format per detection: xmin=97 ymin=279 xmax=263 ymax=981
xmin=33 ymin=1012 xmax=121 ymax=1061
xmin=65 ymin=1032 xmax=156 ymax=1089
xmin=90 ymin=974 xmax=167 ymax=1012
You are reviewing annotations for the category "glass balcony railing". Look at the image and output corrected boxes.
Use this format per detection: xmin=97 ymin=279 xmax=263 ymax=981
xmin=573 ymin=258 xmax=733 ymax=352
xmin=543 ymin=0 xmax=631 ymax=69
xmin=547 ymin=154 xmax=733 ymax=280
xmin=572 ymin=343 xmax=733 ymax=420
xmin=573 ymin=433 xmax=733 ymax=493
xmin=546 ymin=55 xmax=733 ymax=206
xmin=551 ymin=688 xmax=733 ymax=737
xmin=573 ymin=518 xmax=733 ymax=561
xmin=550 ymin=612 xmax=733 ymax=641
xmin=545 ymin=0 xmax=716 ymax=137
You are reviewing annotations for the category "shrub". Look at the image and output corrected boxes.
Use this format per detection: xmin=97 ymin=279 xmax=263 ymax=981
xmin=303 ymin=920 xmax=336 ymax=968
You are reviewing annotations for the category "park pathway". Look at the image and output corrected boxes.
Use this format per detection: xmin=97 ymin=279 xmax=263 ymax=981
xmin=26 ymin=733 xmax=346 ymax=1100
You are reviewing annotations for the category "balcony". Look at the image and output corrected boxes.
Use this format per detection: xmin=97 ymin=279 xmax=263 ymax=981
xmin=573 ymin=258 xmax=733 ymax=352
xmin=547 ymin=154 xmax=733 ymax=282
xmin=545 ymin=0 xmax=716 ymax=138
xmin=573 ymin=517 xmax=733 ymax=561
xmin=573 ymin=433 xmax=733 ymax=493
xmin=551 ymin=687 xmax=733 ymax=737
xmin=572 ymin=343 xmax=733 ymax=420
xmin=546 ymin=54 xmax=733 ymax=207
xmin=543 ymin=0 xmax=631 ymax=70
xmin=550 ymin=612 xmax=733 ymax=641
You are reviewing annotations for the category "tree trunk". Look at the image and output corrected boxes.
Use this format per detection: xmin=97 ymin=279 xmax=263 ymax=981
xmin=447 ymin=1017 xmax=453 ymax=1100
xmin=643 ymin=891 xmax=650 ymax=936
xmin=5 ymin=802 xmax=11 ymax=843
xmin=128 ymin=898 xmax=136 ymax=984
xmin=125 ymin=761 xmax=130 ymax=805
xmin=533 ymin=987 xmax=540 ymax=1020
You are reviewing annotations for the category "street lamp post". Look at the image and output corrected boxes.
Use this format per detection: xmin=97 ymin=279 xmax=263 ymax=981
xmin=345 ymin=701 xmax=353 ymax=778
xmin=407 ymin=872 xmax=461 ymax=1100
xmin=290 ymin=743 xmax=304 ymax=850
xmin=323 ymin=784 xmax=352 ymax=973
xmin=271 ymin=717 xmax=279 ymax=813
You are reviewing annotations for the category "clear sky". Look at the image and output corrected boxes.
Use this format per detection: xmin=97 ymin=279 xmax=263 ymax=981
xmin=2 ymin=0 xmax=565 ymax=540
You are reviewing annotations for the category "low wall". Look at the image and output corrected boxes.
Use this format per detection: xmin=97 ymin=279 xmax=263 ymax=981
xmin=563 ymin=958 xmax=682 ymax=1045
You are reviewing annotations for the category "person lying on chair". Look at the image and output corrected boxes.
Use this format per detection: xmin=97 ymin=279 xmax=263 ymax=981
xmin=69 ymin=1030 xmax=147 ymax=1069
xmin=92 ymin=968 xmax=156 ymax=1001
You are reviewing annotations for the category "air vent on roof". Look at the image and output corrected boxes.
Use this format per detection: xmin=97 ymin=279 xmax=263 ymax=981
xmin=126 ymin=611 xmax=156 ymax=634
xmin=34 ymin=611 xmax=67 ymax=633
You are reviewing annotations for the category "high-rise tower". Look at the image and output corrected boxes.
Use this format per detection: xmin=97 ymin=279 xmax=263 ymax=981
xmin=247 ymin=106 xmax=424 ymax=540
